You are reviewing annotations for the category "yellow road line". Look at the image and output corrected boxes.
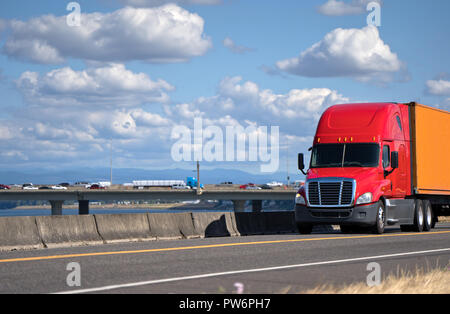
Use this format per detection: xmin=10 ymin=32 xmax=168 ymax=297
xmin=1 ymin=230 xmax=450 ymax=264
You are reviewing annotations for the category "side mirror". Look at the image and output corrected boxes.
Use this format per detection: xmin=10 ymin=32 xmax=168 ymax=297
xmin=298 ymin=153 xmax=307 ymax=175
xmin=391 ymin=151 xmax=399 ymax=169
xmin=298 ymin=153 xmax=305 ymax=171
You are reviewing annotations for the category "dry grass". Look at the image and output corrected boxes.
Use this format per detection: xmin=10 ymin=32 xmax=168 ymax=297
xmin=303 ymin=266 xmax=450 ymax=294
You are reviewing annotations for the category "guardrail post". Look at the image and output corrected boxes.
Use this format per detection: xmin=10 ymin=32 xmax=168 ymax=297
xmin=49 ymin=200 xmax=64 ymax=216
xmin=79 ymin=200 xmax=89 ymax=215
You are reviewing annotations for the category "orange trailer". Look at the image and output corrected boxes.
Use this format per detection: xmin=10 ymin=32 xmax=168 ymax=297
xmin=410 ymin=103 xmax=450 ymax=196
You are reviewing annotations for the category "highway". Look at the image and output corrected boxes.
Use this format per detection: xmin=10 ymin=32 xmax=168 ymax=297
xmin=0 ymin=223 xmax=449 ymax=294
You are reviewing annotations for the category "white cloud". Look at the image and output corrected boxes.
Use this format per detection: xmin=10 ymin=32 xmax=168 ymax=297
xmin=16 ymin=63 xmax=174 ymax=107
xmin=167 ymin=76 xmax=350 ymax=134
xmin=318 ymin=0 xmax=382 ymax=16
xmin=5 ymin=67 xmax=351 ymax=170
xmin=119 ymin=0 xmax=222 ymax=7
xmin=223 ymin=37 xmax=253 ymax=54
xmin=426 ymin=79 xmax=450 ymax=96
xmin=2 ymin=5 xmax=212 ymax=64
xmin=0 ymin=125 xmax=14 ymax=140
xmin=276 ymin=26 xmax=403 ymax=83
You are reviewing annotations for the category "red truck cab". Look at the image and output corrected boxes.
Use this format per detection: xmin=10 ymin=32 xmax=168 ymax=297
xmin=295 ymin=102 xmax=449 ymax=234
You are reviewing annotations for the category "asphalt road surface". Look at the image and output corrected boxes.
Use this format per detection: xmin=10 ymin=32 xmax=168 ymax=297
xmin=0 ymin=223 xmax=449 ymax=294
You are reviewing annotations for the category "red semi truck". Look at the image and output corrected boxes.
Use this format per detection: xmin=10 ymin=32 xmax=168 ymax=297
xmin=296 ymin=102 xmax=450 ymax=234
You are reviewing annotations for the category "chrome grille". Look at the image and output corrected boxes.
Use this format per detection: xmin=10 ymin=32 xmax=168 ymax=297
xmin=307 ymin=179 xmax=355 ymax=207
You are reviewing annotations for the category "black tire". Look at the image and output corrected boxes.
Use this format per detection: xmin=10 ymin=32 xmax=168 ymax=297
xmin=297 ymin=223 xmax=313 ymax=235
xmin=413 ymin=199 xmax=424 ymax=232
xmin=431 ymin=216 xmax=437 ymax=229
xmin=372 ymin=201 xmax=386 ymax=234
xmin=423 ymin=200 xmax=433 ymax=232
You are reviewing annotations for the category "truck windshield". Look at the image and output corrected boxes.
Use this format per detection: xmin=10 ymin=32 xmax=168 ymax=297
xmin=311 ymin=143 xmax=380 ymax=168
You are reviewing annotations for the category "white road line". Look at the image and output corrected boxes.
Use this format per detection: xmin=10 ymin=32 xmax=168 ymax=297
xmin=55 ymin=247 xmax=450 ymax=294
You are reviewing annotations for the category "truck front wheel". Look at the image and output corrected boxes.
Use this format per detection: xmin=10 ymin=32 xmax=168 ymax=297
xmin=372 ymin=201 xmax=386 ymax=234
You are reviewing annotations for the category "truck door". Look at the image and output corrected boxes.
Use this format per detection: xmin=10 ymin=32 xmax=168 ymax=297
xmin=382 ymin=142 xmax=393 ymax=197
xmin=383 ymin=140 xmax=406 ymax=198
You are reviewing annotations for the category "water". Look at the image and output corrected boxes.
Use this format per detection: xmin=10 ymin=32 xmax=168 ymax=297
xmin=0 ymin=208 xmax=234 ymax=217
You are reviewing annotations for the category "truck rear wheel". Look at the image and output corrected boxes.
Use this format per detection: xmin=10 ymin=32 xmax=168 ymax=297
xmin=413 ymin=199 xmax=424 ymax=232
xmin=423 ymin=200 xmax=433 ymax=232
xmin=400 ymin=199 xmax=425 ymax=232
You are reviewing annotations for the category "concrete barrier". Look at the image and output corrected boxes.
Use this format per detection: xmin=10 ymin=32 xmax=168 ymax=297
xmin=192 ymin=212 xmax=238 ymax=238
xmin=234 ymin=212 xmax=264 ymax=235
xmin=0 ymin=217 xmax=43 ymax=251
xmin=0 ymin=211 xmax=329 ymax=251
xmin=36 ymin=215 xmax=103 ymax=248
xmin=175 ymin=212 xmax=199 ymax=239
xmin=234 ymin=212 xmax=297 ymax=235
xmin=94 ymin=214 xmax=155 ymax=243
xmin=147 ymin=212 xmax=197 ymax=240
xmin=261 ymin=212 xmax=297 ymax=234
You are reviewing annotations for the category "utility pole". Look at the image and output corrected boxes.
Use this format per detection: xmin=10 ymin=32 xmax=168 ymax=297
xmin=110 ymin=139 xmax=113 ymax=186
xmin=196 ymin=160 xmax=201 ymax=195
xmin=286 ymin=140 xmax=290 ymax=186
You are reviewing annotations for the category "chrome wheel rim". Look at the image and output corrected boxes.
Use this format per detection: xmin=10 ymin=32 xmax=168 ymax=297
xmin=426 ymin=206 xmax=432 ymax=226
xmin=378 ymin=206 xmax=385 ymax=229
xmin=418 ymin=205 xmax=424 ymax=226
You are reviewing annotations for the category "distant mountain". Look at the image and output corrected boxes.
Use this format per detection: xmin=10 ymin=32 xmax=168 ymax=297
xmin=0 ymin=168 xmax=305 ymax=185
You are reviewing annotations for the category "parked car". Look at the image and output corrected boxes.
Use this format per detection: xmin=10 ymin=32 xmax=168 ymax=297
xmin=89 ymin=184 xmax=105 ymax=190
xmin=38 ymin=186 xmax=51 ymax=190
xmin=266 ymin=181 xmax=284 ymax=187
xmin=246 ymin=186 xmax=262 ymax=190
xmin=0 ymin=184 xmax=11 ymax=190
xmin=51 ymin=185 xmax=68 ymax=190
xmin=260 ymin=184 xmax=273 ymax=190
xmin=239 ymin=184 xmax=248 ymax=189
xmin=23 ymin=185 xmax=38 ymax=190
xmin=172 ymin=184 xmax=191 ymax=190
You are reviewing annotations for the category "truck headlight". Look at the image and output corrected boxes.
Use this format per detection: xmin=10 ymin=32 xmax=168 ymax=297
xmin=295 ymin=193 xmax=306 ymax=205
xmin=356 ymin=192 xmax=373 ymax=205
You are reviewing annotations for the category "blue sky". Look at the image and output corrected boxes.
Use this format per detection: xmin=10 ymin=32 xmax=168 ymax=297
xmin=0 ymin=0 xmax=449 ymax=178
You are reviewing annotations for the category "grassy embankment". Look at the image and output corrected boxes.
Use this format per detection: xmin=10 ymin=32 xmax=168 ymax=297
xmin=303 ymin=266 xmax=450 ymax=294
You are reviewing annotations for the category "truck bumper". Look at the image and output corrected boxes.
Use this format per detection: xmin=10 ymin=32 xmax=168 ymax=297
xmin=294 ymin=203 xmax=379 ymax=227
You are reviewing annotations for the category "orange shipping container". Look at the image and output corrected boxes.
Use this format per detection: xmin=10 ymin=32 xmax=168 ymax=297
xmin=410 ymin=103 xmax=450 ymax=195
